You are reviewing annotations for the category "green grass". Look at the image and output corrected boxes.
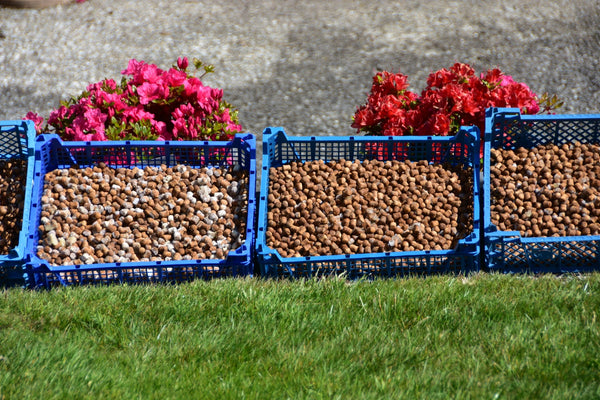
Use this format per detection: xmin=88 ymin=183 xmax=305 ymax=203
xmin=1 ymin=273 xmax=599 ymax=399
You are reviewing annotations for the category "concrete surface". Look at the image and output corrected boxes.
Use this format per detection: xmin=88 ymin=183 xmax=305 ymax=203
xmin=1 ymin=0 xmax=599 ymax=141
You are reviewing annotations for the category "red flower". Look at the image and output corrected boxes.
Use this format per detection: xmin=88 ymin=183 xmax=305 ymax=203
xmin=415 ymin=112 xmax=451 ymax=136
xmin=353 ymin=63 xmax=550 ymax=141
xmin=449 ymin=63 xmax=475 ymax=81
xmin=481 ymin=68 xmax=503 ymax=85
xmin=351 ymin=107 xmax=376 ymax=130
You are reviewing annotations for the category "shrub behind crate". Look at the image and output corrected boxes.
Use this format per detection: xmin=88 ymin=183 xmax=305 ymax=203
xmin=256 ymin=127 xmax=481 ymax=279
xmin=483 ymin=107 xmax=600 ymax=273
xmin=25 ymin=134 xmax=256 ymax=288
xmin=0 ymin=120 xmax=35 ymax=286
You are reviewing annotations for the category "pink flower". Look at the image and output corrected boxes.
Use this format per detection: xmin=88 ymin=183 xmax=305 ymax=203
xmin=177 ymin=57 xmax=189 ymax=70
xmin=189 ymin=85 xmax=219 ymax=113
xmin=164 ymin=68 xmax=188 ymax=88
xmin=172 ymin=118 xmax=186 ymax=139
xmin=172 ymin=103 xmax=201 ymax=139
xmin=140 ymin=64 xmax=163 ymax=85
xmin=84 ymin=107 xmax=107 ymax=130
xmin=226 ymin=121 xmax=243 ymax=133
xmin=122 ymin=105 xmax=154 ymax=122
xmin=121 ymin=59 xmax=146 ymax=78
xmin=153 ymin=120 xmax=169 ymax=140
xmin=526 ymin=100 xmax=540 ymax=114
xmin=89 ymin=130 xmax=108 ymax=141
xmin=136 ymin=82 xmax=169 ymax=105
xmin=95 ymin=91 xmax=127 ymax=113
xmin=26 ymin=57 xmax=242 ymax=142
xmin=87 ymin=79 xmax=118 ymax=94
xmin=68 ymin=116 xmax=87 ymax=141
xmin=47 ymin=105 xmax=69 ymax=127
xmin=181 ymin=76 xmax=200 ymax=95
xmin=172 ymin=103 xmax=195 ymax=119
xmin=24 ymin=112 xmax=45 ymax=134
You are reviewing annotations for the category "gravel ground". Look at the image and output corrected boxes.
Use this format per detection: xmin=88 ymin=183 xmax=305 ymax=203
xmin=1 ymin=0 xmax=599 ymax=145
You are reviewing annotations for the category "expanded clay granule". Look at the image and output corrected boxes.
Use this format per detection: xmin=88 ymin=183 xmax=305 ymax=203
xmin=267 ymin=159 xmax=473 ymax=257
xmin=37 ymin=163 xmax=249 ymax=265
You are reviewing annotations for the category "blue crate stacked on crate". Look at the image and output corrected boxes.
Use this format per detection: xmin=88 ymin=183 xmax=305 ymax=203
xmin=25 ymin=134 xmax=256 ymax=288
xmin=0 ymin=120 xmax=36 ymax=286
xmin=256 ymin=127 xmax=481 ymax=279
xmin=483 ymin=107 xmax=600 ymax=273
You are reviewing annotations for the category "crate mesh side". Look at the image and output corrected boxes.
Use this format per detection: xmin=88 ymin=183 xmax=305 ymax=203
xmin=56 ymin=142 xmax=243 ymax=170
xmin=263 ymin=253 xmax=475 ymax=279
xmin=276 ymin=135 xmax=475 ymax=167
xmin=0 ymin=122 xmax=28 ymax=159
xmin=494 ymin=116 xmax=600 ymax=150
xmin=30 ymin=263 xmax=249 ymax=287
xmin=490 ymin=239 xmax=600 ymax=272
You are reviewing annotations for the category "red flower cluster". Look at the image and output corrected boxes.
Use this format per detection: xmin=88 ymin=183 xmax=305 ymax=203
xmin=26 ymin=57 xmax=242 ymax=142
xmin=352 ymin=63 xmax=543 ymax=139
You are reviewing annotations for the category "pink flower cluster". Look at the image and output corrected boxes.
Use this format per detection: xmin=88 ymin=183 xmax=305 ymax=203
xmin=26 ymin=57 xmax=242 ymax=142
xmin=352 ymin=63 xmax=547 ymax=139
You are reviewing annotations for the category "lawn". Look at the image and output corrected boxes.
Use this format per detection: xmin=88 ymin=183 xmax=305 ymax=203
xmin=1 ymin=273 xmax=599 ymax=399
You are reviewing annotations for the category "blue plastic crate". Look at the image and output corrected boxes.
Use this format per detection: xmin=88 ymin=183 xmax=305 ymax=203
xmin=483 ymin=107 xmax=600 ymax=273
xmin=256 ymin=127 xmax=481 ymax=279
xmin=25 ymin=134 xmax=256 ymax=288
xmin=0 ymin=120 xmax=36 ymax=283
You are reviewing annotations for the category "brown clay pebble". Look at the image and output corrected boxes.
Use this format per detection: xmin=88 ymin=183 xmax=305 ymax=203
xmin=490 ymin=142 xmax=600 ymax=238
xmin=37 ymin=164 xmax=249 ymax=265
xmin=266 ymin=159 xmax=473 ymax=256
xmin=0 ymin=160 xmax=27 ymax=254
